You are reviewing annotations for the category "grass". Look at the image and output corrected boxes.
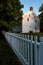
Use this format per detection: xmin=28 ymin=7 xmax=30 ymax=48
xmin=0 ymin=36 xmax=23 ymax=65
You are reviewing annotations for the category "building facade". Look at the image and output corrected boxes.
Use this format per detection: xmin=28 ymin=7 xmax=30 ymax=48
xmin=22 ymin=8 xmax=40 ymax=33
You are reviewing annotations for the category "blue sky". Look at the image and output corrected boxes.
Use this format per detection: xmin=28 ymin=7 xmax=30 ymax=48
xmin=20 ymin=0 xmax=43 ymax=15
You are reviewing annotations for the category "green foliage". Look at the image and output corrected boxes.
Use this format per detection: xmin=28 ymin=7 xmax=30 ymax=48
xmin=39 ymin=3 xmax=43 ymax=12
xmin=38 ymin=3 xmax=43 ymax=32
xmin=0 ymin=0 xmax=24 ymax=31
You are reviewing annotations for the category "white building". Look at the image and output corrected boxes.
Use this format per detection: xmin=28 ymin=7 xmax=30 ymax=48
xmin=22 ymin=7 xmax=40 ymax=33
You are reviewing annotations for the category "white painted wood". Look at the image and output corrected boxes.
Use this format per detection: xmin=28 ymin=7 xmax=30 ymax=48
xmin=3 ymin=32 xmax=43 ymax=65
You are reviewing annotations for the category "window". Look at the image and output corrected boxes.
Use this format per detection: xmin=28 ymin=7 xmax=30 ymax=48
xmin=35 ymin=26 xmax=37 ymax=29
xmin=27 ymin=18 xmax=29 ymax=21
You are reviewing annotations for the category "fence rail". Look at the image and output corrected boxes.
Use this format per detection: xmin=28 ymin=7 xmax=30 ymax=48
xmin=3 ymin=32 xmax=43 ymax=65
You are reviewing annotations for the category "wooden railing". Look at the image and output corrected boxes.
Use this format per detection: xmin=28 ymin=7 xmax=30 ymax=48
xmin=3 ymin=32 xmax=43 ymax=65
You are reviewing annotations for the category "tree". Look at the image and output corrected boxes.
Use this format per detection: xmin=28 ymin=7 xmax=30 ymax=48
xmin=38 ymin=3 xmax=43 ymax=32
xmin=0 ymin=0 xmax=24 ymax=31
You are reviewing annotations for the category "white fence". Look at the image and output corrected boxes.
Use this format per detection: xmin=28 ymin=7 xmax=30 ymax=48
xmin=3 ymin=32 xmax=43 ymax=65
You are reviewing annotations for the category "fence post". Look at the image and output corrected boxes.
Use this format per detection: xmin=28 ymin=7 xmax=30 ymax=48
xmin=29 ymin=35 xmax=33 ymax=65
xmin=23 ymin=34 xmax=25 ymax=58
xmin=39 ymin=37 xmax=43 ymax=65
xmin=24 ymin=35 xmax=28 ymax=61
xmin=27 ymin=35 xmax=29 ymax=65
xmin=34 ymin=36 xmax=38 ymax=65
